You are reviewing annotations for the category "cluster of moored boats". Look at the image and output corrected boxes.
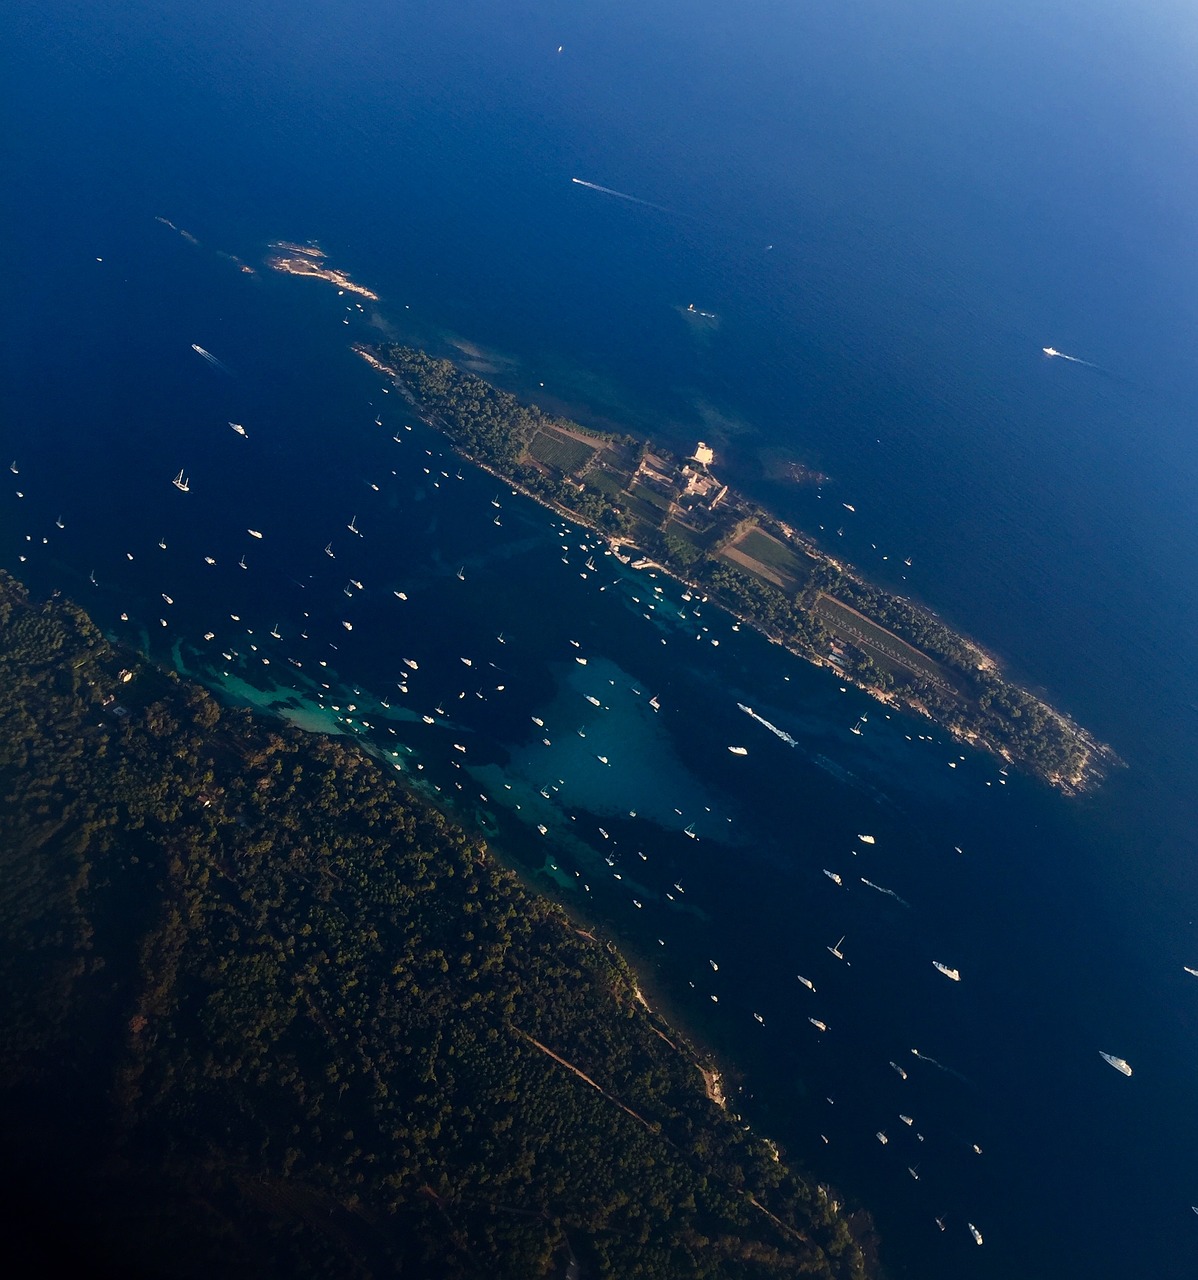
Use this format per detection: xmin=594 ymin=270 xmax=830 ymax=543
xmin=9 ymin=349 xmax=1193 ymax=1260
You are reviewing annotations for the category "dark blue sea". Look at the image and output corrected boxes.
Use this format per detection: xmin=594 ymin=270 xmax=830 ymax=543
xmin=4 ymin=2 xmax=1198 ymax=1276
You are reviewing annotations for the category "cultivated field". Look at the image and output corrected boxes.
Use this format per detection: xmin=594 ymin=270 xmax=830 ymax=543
xmin=527 ymin=428 xmax=597 ymax=475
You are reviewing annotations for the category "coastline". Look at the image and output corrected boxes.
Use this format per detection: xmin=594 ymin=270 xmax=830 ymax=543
xmin=354 ymin=342 xmax=1116 ymax=795
xmin=0 ymin=568 xmax=871 ymax=1278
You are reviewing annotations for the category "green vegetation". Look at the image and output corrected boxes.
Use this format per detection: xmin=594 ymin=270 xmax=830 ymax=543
xmin=0 ymin=572 xmax=866 ymax=1280
xmin=369 ymin=343 xmax=1112 ymax=792
xmin=528 ymin=429 xmax=598 ymax=475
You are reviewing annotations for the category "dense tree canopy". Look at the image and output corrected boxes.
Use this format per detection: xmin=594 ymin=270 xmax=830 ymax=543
xmin=0 ymin=573 xmax=865 ymax=1279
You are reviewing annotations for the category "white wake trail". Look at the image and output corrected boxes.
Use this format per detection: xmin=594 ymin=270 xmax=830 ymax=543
xmin=191 ymin=343 xmax=232 ymax=374
xmin=860 ymin=877 xmax=910 ymax=907
xmin=571 ymin=177 xmax=672 ymax=214
xmin=1042 ymin=346 xmax=1097 ymax=368
xmin=737 ymin=703 xmax=798 ymax=747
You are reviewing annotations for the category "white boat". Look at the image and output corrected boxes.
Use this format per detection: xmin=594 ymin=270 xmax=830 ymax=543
xmin=899 ymin=1114 xmax=913 ymax=1126
xmin=843 ymin=503 xmax=856 ymax=513
xmin=827 ymin=935 xmax=846 ymax=960
xmin=809 ymin=1018 xmax=827 ymax=1032
xmin=933 ymin=961 xmax=961 ymax=982
xmin=404 ymin=658 xmax=419 ymax=670
xmin=585 ymin=694 xmax=601 ymax=706
xmin=456 ymin=565 xmax=466 ymax=580
xmin=238 ymin=555 xmax=247 ymax=569
xmin=908 ymin=1166 xmax=919 ymax=1181
xmin=753 ymin=1012 xmax=764 ymax=1025
xmin=325 ymin=543 xmax=335 ymax=557
xmin=876 ymin=1131 xmax=888 ymax=1145
xmin=728 ymin=745 xmax=748 ymax=755
xmin=576 ymin=656 xmax=588 ymax=665
xmin=347 ymin=515 xmax=361 ymax=535
xmin=823 ymin=869 xmax=843 ymax=886
xmin=422 ymin=715 xmax=435 ymax=725
xmin=8 ymin=461 xmax=16 ymax=474
xmin=248 ymin=529 xmax=263 ymax=539
xmin=394 ymin=591 xmax=407 ymax=600
xmin=889 ymin=1061 xmax=908 ymax=1081
xmin=596 ymin=755 xmax=609 ymax=765
xmin=55 ymin=516 xmax=65 ymax=529
xmin=796 ymin=975 xmax=816 ymax=992
xmin=158 ymin=536 xmax=167 ymax=549
xmin=649 ymin=695 xmax=661 ymax=710
xmin=683 ymin=823 xmax=697 ymax=839
xmin=531 ymin=716 xmax=544 ymax=727
xmin=1099 ymin=1051 xmax=1132 ymax=1076
xmin=342 ymin=621 xmax=352 ymax=631
xmin=537 ymin=824 xmax=548 ymax=835
xmin=203 ymin=556 xmax=216 ymax=565
xmin=229 ymin=422 xmax=247 ymax=437
xmin=203 ymin=631 xmax=215 ymax=641
xmin=1184 ymin=965 xmax=1198 ymax=978
xmin=270 ymin=624 xmax=281 ymax=639
xmin=967 ymin=1223 xmax=983 ymax=1246
xmin=161 ymin=594 xmax=173 ymax=605
xmin=857 ymin=834 xmax=875 ymax=844
xmin=709 ymin=960 xmax=719 ymax=972
xmin=172 ymin=468 xmax=190 ymax=492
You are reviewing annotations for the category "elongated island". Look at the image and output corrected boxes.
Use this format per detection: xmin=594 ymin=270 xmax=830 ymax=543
xmin=359 ymin=344 xmax=1113 ymax=793
xmin=0 ymin=572 xmax=867 ymax=1279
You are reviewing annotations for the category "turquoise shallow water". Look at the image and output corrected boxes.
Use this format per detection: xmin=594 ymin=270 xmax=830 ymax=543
xmin=5 ymin=3 xmax=1198 ymax=1276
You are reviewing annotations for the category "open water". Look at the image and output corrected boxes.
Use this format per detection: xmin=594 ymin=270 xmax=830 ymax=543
xmin=4 ymin=3 xmax=1198 ymax=1277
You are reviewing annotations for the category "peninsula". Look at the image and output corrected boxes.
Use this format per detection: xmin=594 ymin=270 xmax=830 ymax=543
xmin=0 ymin=572 xmax=866 ymax=1279
xmin=361 ymin=344 xmax=1113 ymax=792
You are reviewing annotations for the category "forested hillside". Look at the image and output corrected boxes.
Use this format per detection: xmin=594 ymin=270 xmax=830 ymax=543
xmin=0 ymin=572 xmax=865 ymax=1279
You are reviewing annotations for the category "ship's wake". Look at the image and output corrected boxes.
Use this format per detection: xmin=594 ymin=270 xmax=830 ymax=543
xmin=860 ymin=877 xmax=910 ymax=907
xmin=737 ymin=703 xmax=798 ymax=747
xmin=571 ymin=177 xmax=672 ymax=214
xmin=911 ymin=1048 xmax=969 ymax=1084
xmin=1042 ymin=346 xmax=1097 ymax=368
xmin=191 ymin=343 xmax=232 ymax=374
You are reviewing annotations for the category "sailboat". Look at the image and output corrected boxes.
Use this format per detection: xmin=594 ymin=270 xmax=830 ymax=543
xmin=158 ymin=536 xmax=167 ymax=550
xmin=683 ymin=823 xmax=697 ymax=839
xmin=55 ymin=516 xmax=65 ymax=529
xmin=172 ymin=468 xmax=190 ymax=492
xmin=456 ymin=565 xmax=466 ymax=581
xmin=238 ymin=555 xmax=247 ymax=570
xmin=827 ymin=935 xmax=846 ymax=960
xmin=270 ymin=624 xmax=281 ymax=639
xmin=324 ymin=543 xmax=335 ymax=558
xmin=347 ymin=515 xmax=361 ymax=536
